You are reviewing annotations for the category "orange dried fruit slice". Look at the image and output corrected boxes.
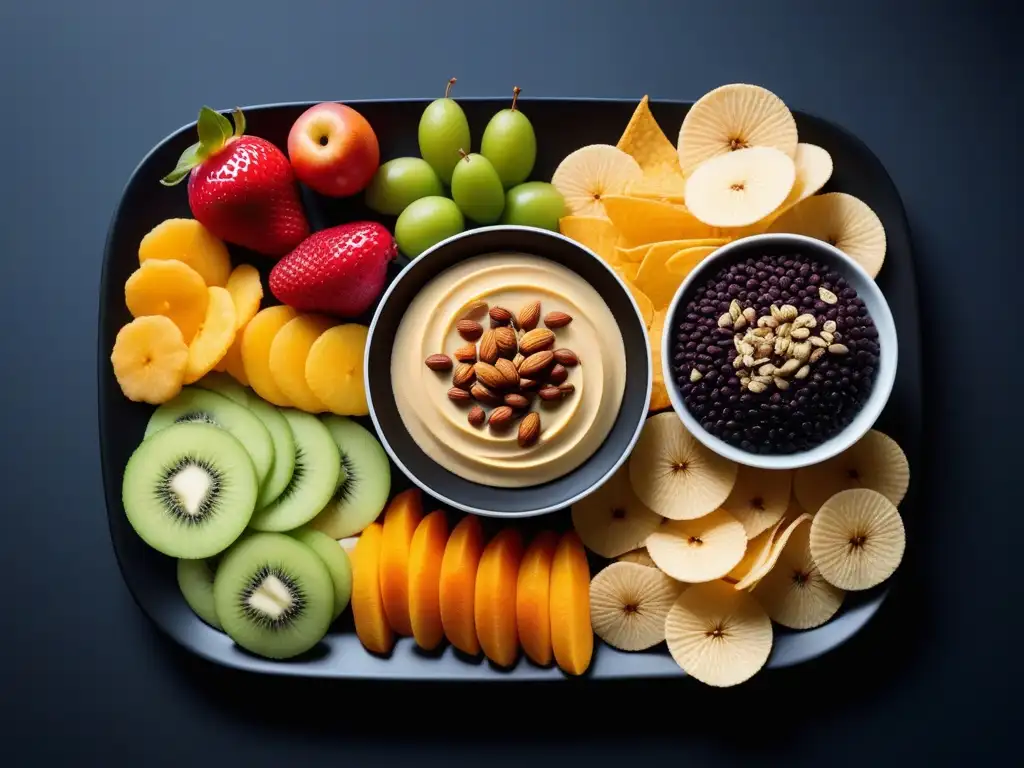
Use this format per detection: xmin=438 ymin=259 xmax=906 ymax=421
xmin=225 ymin=263 xmax=263 ymax=329
xmin=241 ymin=305 xmax=298 ymax=407
xmin=516 ymin=530 xmax=558 ymax=666
xmin=138 ymin=218 xmax=231 ymax=287
xmin=439 ymin=515 xmax=485 ymax=655
xmin=268 ymin=314 xmax=335 ymax=412
xmin=124 ymin=259 xmax=209 ymax=342
xmin=350 ymin=522 xmax=395 ymax=655
xmin=475 ymin=528 xmax=524 ymax=668
xmin=379 ymin=488 xmax=424 ymax=636
xmin=305 ymin=324 xmax=369 ymax=416
xmin=407 ymin=509 xmax=449 ymax=651
xmin=183 ymin=287 xmax=237 ymax=385
xmin=549 ymin=531 xmax=594 ymax=676
xmin=110 ymin=315 xmax=189 ymax=404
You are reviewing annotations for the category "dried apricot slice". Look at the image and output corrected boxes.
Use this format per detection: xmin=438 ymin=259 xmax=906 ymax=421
xmin=139 ymin=218 xmax=231 ymax=287
xmin=110 ymin=315 xmax=189 ymax=404
xmin=183 ymin=287 xmax=237 ymax=384
xmin=125 ymin=259 xmax=209 ymax=342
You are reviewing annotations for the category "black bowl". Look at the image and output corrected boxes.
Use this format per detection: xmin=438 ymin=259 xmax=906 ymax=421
xmin=365 ymin=225 xmax=651 ymax=517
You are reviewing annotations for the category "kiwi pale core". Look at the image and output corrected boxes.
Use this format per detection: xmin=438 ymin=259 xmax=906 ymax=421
xmin=391 ymin=253 xmax=627 ymax=487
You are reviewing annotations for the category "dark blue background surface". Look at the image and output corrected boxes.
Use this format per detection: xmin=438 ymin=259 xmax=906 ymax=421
xmin=0 ymin=0 xmax=1017 ymax=764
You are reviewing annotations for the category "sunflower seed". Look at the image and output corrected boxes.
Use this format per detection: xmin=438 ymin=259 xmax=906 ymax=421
xmin=794 ymin=313 xmax=817 ymax=329
xmin=819 ymin=287 xmax=838 ymax=304
xmin=792 ymin=341 xmax=811 ymax=361
xmin=748 ymin=381 xmax=767 ymax=394
xmin=773 ymin=376 xmax=790 ymax=390
xmin=742 ymin=354 xmax=755 ymax=368
xmin=828 ymin=343 xmax=849 ymax=355
xmin=758 ymin=363 xmax=776 ymax=376
xmin=740 ymin=342 xmax=755 ymax=356
xmin=820 ymin=331 xmax=834 ymax=344
xmin=809 ymin=336 xmax=828 ymax=348
xmin=729 ymin=300 xmax=742 ymax=320
xmin=758 ymin=315 xmax=778 ymax=329
xmin=770 ymin=304 xmax=782 ymax=321
xmin=810 ymin=348 xmax=827 ymax=363
xmin=823 ymin=320 xmax=837 ymax=333
xmin=774 ymin=337 xmax=790 ymax=356
xmin=794 ymin=365 xmax=811 ymax=379
xmin=780 ymin=304 xmax=798 ymax=321
xmin=777 ymin=358 xmax=802 ymax=376
xmin=778 ymin=322 xmax=792 ymax=338
xmin=733 ymin=315 xmax=748 ymax=331
xmin=690 ymin=368 xmax=703 ymax=382
xmin=742 ymin=307 xmax=757 ymax=324
xmin=790 ymin=327 xmax=810 ymax=340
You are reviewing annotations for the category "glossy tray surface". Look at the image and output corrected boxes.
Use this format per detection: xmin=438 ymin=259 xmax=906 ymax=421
xmin=99 ymin=98 xmax=922 ymax=679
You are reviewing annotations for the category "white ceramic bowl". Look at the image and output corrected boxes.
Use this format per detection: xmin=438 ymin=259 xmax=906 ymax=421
xmin=662 ymin=233 xmax=897 ymax=470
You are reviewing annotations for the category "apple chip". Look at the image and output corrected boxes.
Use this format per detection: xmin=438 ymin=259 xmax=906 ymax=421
xmin=723 ymin=466 xmax=793 ymax=539
xmin=602 ymin=195 xmax=715 ymax=246
xmin=734 ymin=512 xmax=812 ymax=591
xmin=752 ymin=522 xmax=844 ymax=629
xmin=809 ymin=489 xmax=905 ymax=591
xmin=684 ymin=146 xmax=796 ymax=228
xmin=589 ymin=561 xmax=684 ymax=651
xmin=664 ymin=580 xmax=773 ymax=687
xmin=617 ymin=547 xmax=657 ymax=568
xmin=571 ymin=464 xmax=662 ymax=558
xmin=724 ymin=515 xmax=787 ymax=584
xmin=794 ymin=429 xmax=910 ymax=514
xmin=665 ymin=245 xmax=719 ymax=278
xmin=628 ymin=413 xmax=738 ymax=520
xmin=552 ymin=144 xmax=643 ymax=218
xmin=645 ymin=508 xmax=747 ymax=583
xmin=616 ymin=95 xmax=686 ymax=183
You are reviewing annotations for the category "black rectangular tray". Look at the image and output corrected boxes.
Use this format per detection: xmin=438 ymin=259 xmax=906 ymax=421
xmin=99 ymin=97 xmax=922 ymax=680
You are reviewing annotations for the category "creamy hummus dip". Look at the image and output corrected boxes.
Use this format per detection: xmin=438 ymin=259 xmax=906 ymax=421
xmin=391 ymin=253 xmax=627 ymax=488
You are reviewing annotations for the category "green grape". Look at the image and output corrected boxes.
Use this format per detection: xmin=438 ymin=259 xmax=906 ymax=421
xmin=365 ymin=157 xmax=444 ymax=216
xmin=500 ymin=182 xmax=566 ymax=232
xmin=480 ymin=87 xmax=537 ymax=188
xmin=417 ymin=78 xmax=471 ymax=185
xmin=395 ymin=196 xmax=465 ymax=258
xmin=450 ymin=152 xmax=505 ymax=224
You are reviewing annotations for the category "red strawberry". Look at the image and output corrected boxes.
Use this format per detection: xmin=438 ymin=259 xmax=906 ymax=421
xmin=270 ymin=221 xmax=397 ymax=317
xmin=161 ymin=106 xmax=309 ymax=256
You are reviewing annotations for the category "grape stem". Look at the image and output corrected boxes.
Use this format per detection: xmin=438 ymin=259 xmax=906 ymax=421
xmin=458 ymin=148 xmax=469 ymax=162
xmin=511 ymin=86 xmax=521 ymax=111
xmin=446 ymin=78 xmax=457 ymax=98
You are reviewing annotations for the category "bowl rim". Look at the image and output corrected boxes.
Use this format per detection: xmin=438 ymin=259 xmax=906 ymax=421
xmin=661 ymin=232 xmax=898 ymax=470
xmin=365 ymin=224 xmax=653 ymax=517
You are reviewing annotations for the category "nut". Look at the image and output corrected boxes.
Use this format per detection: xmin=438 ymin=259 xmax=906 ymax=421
xmin=488 ymin=406 xmax=514 ymax=429
xmin=818 ymin=287 xmax=838 ymax=304
xmin=553 ymin=348 xmax=579 ymax=367
xmin=773 ymin=376 xmax=790 ymax=390
xmin=770 ymin=304 xmax=783 ymax=321
xmin=456 ymin=319 xmax=483 ymax=341
xmin=742 ymin=307 xmax=757 ymax=324
xmin=452 ymin=363 xmax=475 ymax=389
xmin=758 ymin=363 xmax=776 ymax=376
xmin=752 ymin=357 xmax=770 ymax=366
xmin=729 ymin=300 xmax=742 ymax=320
xmin=512 ymin=353 xmax=525 ymax=370
xmin=538 ymin=386 xmax=563 ymax=401
xmin=454 ymin=344 xmax=478 ymax=363
xmin=489 ymin=306 xmax=513 ymax=326
xmin=544 ymin=311 xmax=573 ymax=329
xmin=790 ymin=327 xmax=810 ymax=340
xmin=819 ymin=331 xmax=834 ymax=344
xmin=448 ymin=387 xmax=472 ymax=402
xmin=777 ymin=322 xmax=792 ymax=338
xmin=558 ymin=383 xmax=575 ymax=396
xmin=733 ymin=315 xmax=748 ymax=331
xmin=774 ymin=337 xmax=790 ymax=356
xmin=733 ymin=337 xmax=743 ymax=353
xmin=519 ymin=328 xmax=555 ymax=355
xmin=795 ymin=313 xmax=817 ymax=329
xmin=518 ymin=412 xmax=541 ymax=447
xmin=756 ymin=343 xmax=773 ymax=359
xmin=495 ymin=358 xmax=520 ymax=387
xmin=752 ymin=327 xmax=771 ymax=338
xmin=742 ymin=354 xmax=755 ymax=368
xmin=474 ymin=362 xmax=507 ymax=390
xmin=794 ymin=365 xmax=811 ymax=380
xmin=740 ymin=341 xmax=755 ymax=356
xmin=425 ymin=353 xmax=453 ymax=371
xmin=517 ymin=301 xmax=541 ymax=331
xmin=504 ymin=393 xmax=530 ymax=409
xmin=779 ymin=304 xmax=798 ymax=321
xmin=791 ymin=341 xmax=811 ymax=361
xmin=478 ymin=330 xmax=499 ymax=363
xmin=752 ymin=375 xmax=773 ymax=385
xmin=822 ymin=320 xmax=837 ymax=334
xmin=519 ymin=377 xmax=538 ymax=390
xmin=519 ymin=350 xmax=555 ymax=378
xmin=460 ymin=300 xmax=488 ymax=320
xmin=828 ymin=343 xmax=850 ymax=355
xmin=732 ymin=355 xmax=744 ymax=369
xmin=471 ymin=382 xmax=502 ymax=406
xmin=548 ymin=364 xmax=568 ymax=385
xmin=467 ymin=405 xmax=486 ymax=426
xmin=690 ymin=368 xmax=703 ymax=382
xmin=809 ymin=336 xmax=828 ymax=348
xmin=494 ymin=326 xmax=518 ymax=356
xmin=758 ymin=316 xmax=778 ymax=329
xmin=748 ymin=381 xmax=767 ymax=394
xmin=718 ymin=313 xmax=733 ymax=329
xmin=809 ymin=347 xmax=827 ymax=364
xmin=776 ymin=358 xmax=802 ymax=376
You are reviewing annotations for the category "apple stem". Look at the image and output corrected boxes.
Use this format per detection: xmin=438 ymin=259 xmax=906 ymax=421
xmin=511 ymin=86 xmax=521 ymax=111
xmin=458 ymin=148 xmax=469 ymax=162
xmin=446 ymin=78 xmax=457 ymax=99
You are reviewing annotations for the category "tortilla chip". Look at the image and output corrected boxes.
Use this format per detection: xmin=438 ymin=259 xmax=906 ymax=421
xmin=616 ymin=96 xmax=686 ymax=183
xmin=558 ymin=215 xmax=624 ymax=266
xmin=603 ymin=195 xmax=715 ymax=246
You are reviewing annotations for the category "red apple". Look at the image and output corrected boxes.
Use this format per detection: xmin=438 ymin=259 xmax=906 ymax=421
xmin=287 ymin=102 xmax=380 ymax=197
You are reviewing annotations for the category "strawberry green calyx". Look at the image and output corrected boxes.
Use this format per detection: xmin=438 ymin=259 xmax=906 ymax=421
xmin=160 ymin=106 xmax=247 ymax=186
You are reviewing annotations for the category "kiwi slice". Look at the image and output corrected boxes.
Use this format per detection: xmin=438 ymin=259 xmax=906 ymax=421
xmin=309 ymin=416 xmax=391 ymax=539
xmin=146 ymin=388 xmax=274 ymax=490
xmin=177 ymin=557 xmax=221 ymax=629
xmin=213 ymin=532 xmax=334 ymax=659
xmin=193 ymin=372 xmax=251 ymax=407
xmin=246 ymin=398 xmax=296 ymax=509
xmin=291 ymin=527 xmax=352 ymax=619
xmin=248 ymin=411 xmax=341 ymax=532
xmin=122 ymin=423 xmax=258 ymax=558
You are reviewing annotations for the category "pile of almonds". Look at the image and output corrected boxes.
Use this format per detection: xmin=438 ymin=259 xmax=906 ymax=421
xmin=700 ymin=290 xmax=850 ymax=394
xmin=425 ymin=300 xmax=578 ymax=448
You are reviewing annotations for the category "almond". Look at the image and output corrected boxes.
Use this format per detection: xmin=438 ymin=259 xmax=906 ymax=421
xmin=519 ymin=378 xmax=538 ymax=390
xmin=494 ymin=326 xmax=518 ymax=356
xmin=478 ymin=330 xmax=498 ymax=364
xmin=518 ymin=412 xmax=540 ymax=447
xmin=489 ymin=306 xmax=513 ymax=326
xmin=495 ymin=358 xmax=519 ymax=388
xmin=488 ymin=406 xmax=514 ymax=429
xmin=504 ymin=393 xmax=530 ymax=409
xmin=518 ymin=350 xmax=554 ymax=378
xmin=452 ymin=363 xmax=475 ymax=389
xmin=517 ymin=301 xmax=541 ymax=331
xmin=538 ymin=386 xmax=562 ymax=401
xmin=547 ymin=364 xmax=568 ymax=385
xmin=512 ymin=353 xmax=525 ymax=370
xmin=425 ymin=353 xmax=453 ymax=371
xmin=543 ymin=311 xmax=572 ymax=329
xmin=471 ymin=382 xmax=502 ymax=406
xmin=553 ymin=348 xmax=579 ymax=367
xmin=467 ymin=405 xmax=486 ymax=426
xmin=456 ymin=319 xmax=483 ymax=341
xmin=519 ymin=329 xmax=555 ymax=356
xmin=474 ymin=362 xmax=506 ymax=390
xmin=448 ymin=387 xmax=472 ymax=403
xmin=454 ymin=344 xmax=477 ymax=363
xmin=558 ymin=382 xmax=575 ymax=396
